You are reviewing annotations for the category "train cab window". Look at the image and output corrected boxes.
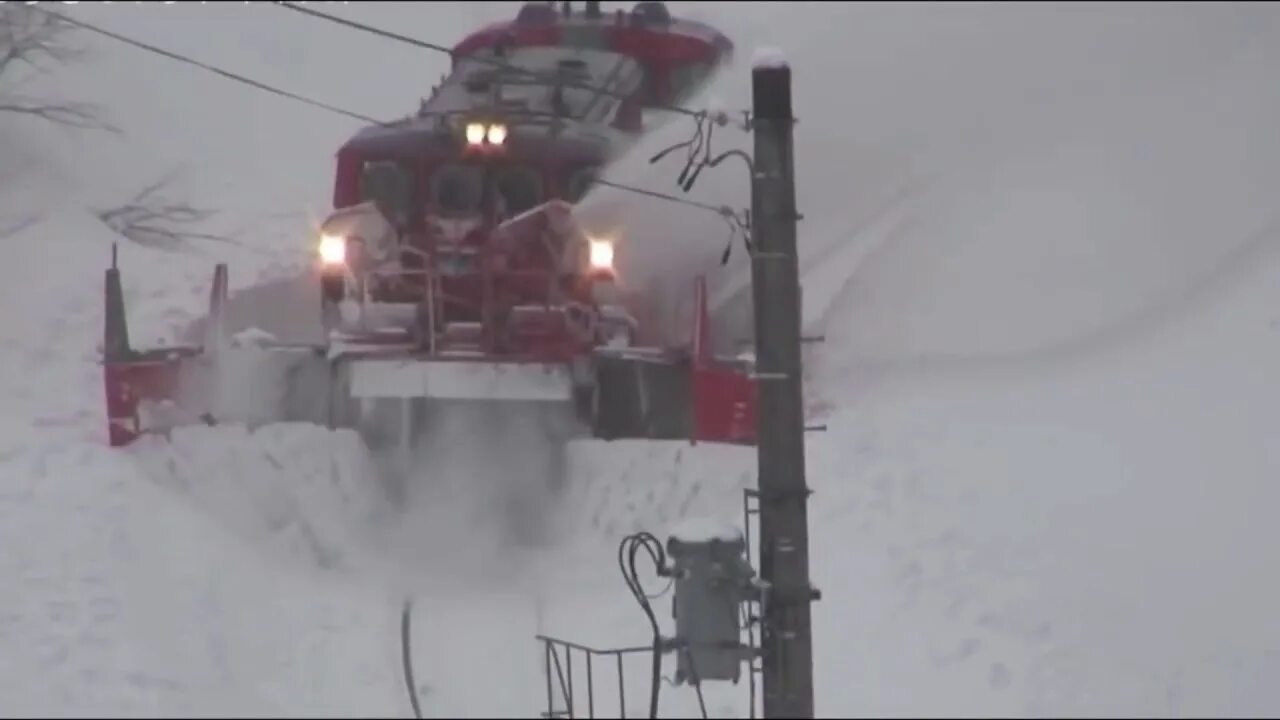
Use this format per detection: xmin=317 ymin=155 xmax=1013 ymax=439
xmin=430 ymin=164 xmax=483 ymax=218
xmin=494 ymin=165 xmax=544 ymax=218
xmin=565 ymin=165 xmax=600 ymax=203
xmin=359 ymin=160 xmax=414 ymax=228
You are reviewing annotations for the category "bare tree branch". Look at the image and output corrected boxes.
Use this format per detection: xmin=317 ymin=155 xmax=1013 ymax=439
xmin=95 ymin=173 xmax=240 ymax=251
xmin=0 ymin=99 xmax=116 ymax=132
xmin=0 ymin=5 xmax=84 ymax=75
xmin=0 ymin=212 xmax=41 ymax=240
xmin=0 ymin=5 xmax=113 ymax=132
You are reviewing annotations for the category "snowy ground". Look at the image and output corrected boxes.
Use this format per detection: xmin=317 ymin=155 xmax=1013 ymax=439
xmin=4 ymin=1 xmax=1280 ymax=717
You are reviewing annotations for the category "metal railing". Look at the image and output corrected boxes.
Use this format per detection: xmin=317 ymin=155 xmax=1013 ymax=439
xmin=351 ymin=239 xmax=567 ymax=353
xmin=537 ymin=636 xmax=654 ymax=719
xmin=533 ymin=491 xmax=767 ymax=720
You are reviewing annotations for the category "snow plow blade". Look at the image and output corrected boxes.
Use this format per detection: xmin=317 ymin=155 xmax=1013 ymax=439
xmin=327 ymin=354 xmax=582 ymax=471
xmin=102 ymin=253 xmax=757 ymax=451
xmin=342 ymin=357 xmax=574 ymax=402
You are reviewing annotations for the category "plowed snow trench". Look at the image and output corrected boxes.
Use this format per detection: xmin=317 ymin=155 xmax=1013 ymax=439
xmin=131 ymin=424 xmax=389 ymax=574
xmin=126 ymin=419 xmax=556 ymax=716
xmin=123 ymin=410 xmax=759 ymax=717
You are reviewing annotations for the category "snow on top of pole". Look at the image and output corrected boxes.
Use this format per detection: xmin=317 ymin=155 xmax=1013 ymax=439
xmin=752 ymin=46 xmax=789 ymax=70
xmin=669 ymin=516 xmax=745 ymax=545
xmin=231 ymin=327 xmax=278 ymax=347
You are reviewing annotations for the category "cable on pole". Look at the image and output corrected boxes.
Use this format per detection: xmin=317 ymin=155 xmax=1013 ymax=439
xmin=401 ymin=598 xmax=423 ymax=719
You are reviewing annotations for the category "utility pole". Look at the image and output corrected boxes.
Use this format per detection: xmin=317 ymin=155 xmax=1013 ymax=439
xmin=749 ymin=55 xmax=818 ymax=718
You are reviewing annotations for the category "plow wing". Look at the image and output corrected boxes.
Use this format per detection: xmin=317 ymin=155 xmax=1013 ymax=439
xmin=589 ymin=276 xmax=758 ymax=444
xmin=102 ymin=248 xmax=334 ymax=446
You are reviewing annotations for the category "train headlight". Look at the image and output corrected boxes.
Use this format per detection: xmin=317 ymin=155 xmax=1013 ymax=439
xmin=464 ymin=121 xmax=508 ymax=147
xmin=588 ymin=237 xmax=614 ymax=270
xmin=319 ymin=234 xmax=347 ymax=266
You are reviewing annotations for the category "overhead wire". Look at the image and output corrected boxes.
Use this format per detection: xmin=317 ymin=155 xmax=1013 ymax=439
xmin=593 ymin=177 xmax=732 ymax=217
xmin=34 ymin=6 xmax=387 ymax=126
xmin=592 ymin=174 xmax=750 ymax=264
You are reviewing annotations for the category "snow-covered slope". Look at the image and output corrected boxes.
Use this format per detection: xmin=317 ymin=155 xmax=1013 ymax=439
xmin=582 ymin=3 xmax=1280 ymax=715
xmin=5 ymin=1 xmax=1280 ymax=717
xmin=0 ymin=434 xmax=403 ymax=717
xmin=0 ymin=4 xmax=518 ymax=716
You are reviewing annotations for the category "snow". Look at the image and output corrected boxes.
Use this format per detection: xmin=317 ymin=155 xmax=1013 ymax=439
xmin=668 ymin=516 xmax=745 ymax=546
xmin=5 ymin=1 xmax=1280 ymax=717
xmin=0 ymin=427 xmax=403 ymax=716
xmin=345 ymin=358 xmax=576 ymax=402
xmin=230 ymin=327 xmax=278 ymax=347
xmin=751 ymin=46 xmax=788 ymax=70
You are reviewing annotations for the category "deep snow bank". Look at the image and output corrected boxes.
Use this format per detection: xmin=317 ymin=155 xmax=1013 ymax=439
xmin=803 ymin=224 xmax=1280 ymax=715
xmin=549 ymin=231 xmax=1280 ymax=715
xmin=0 ymin=210 xmax=410 ymax=716
xmin=0 ymin=435 xmax=403 ymax=717
xmin=129 ymin=423 xmax=391 ymax=575
xmin=547 ymin=201 xmax=1280 ymax=716
xmin=562 ymin=439 xmax=756 ymax=542
xmin=0 ymin=145 xmax=412 ymax=719
xmin=819 ymin=24 xmax=1280 ymax=366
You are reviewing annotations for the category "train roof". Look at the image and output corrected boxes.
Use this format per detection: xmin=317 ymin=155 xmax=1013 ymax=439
xmin=337 ymin=2 xmax=731 ymax=164
xmin=453 ymin=2 xmax=734 ymax=64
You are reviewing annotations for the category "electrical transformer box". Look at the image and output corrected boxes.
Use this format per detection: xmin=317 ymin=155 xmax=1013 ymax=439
xmin=666 ymin=521 xmax=756 ymax=684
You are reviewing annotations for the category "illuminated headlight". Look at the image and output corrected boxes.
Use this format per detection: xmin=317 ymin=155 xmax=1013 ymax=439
xmin=588 ymin=237 xmax=614 ymax=270
xmin=318 ymin=234 xmax=346 ymax=265
xmin=465 ymin=122 xmax=486 ymax=145
xmin=486 ymin=123 xmax=507 ymax=145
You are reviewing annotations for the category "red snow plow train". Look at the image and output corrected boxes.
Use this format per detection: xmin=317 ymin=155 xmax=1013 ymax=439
xmin=101 ymin=1 xmax=757 ymax=457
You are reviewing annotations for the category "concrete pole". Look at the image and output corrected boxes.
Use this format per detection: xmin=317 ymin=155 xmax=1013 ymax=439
xmin=749 ymin=54 xmax=818 ymax=719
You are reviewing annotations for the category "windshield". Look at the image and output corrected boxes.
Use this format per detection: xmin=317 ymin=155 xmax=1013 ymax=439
xmin=430 ymin=163 xmax=484 ymax=219
xmin=494 ymin=165 xmax=544 ymax=218
xmin=359 ymin=160 xmax=414 ymax=228
xmin=565 ymin=165 xmax=600 ymax=203
xmin=426 ymin=162 xmax=546 ymax=221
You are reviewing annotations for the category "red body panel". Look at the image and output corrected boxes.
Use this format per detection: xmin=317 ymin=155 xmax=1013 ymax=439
xmin=688 ymin=275 xmax=757 ymax=444
xmin=692 ymin=365 xmax=757 ymax=445
xmin=451 ymin=12 xmax=729 ymax=66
